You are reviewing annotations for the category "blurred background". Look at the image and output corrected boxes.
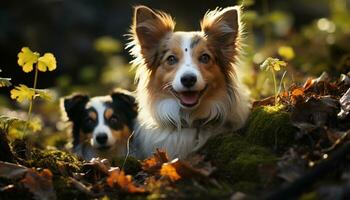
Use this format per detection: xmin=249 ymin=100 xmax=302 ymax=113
xmin=0 ymin=0 xmax=349 ymax=145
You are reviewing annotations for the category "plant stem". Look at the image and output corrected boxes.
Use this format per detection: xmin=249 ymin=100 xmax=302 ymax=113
xmin=23 ymin=67 xmax=39 ymax=137
xmin=271 ymin=69 xmax=278 ymax=105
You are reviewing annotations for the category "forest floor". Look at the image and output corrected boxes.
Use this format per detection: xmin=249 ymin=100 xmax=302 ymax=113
xmin=0 ymin=72 xmax=350 ymax=200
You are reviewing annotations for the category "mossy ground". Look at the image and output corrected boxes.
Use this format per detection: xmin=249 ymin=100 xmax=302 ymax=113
xmin=27 ymin=148 xmax=83 ymax=175
xmin=245 ymin=105 xmax=298 ymax=152
xmin=200 ymin=105 xmax=298 ymax=193
xmin=201 ymin=133 xmax=277 ymax=192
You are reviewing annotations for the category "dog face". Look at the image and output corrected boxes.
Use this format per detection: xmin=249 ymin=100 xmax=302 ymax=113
xmin=146 ymin=31 xmax=229 ymax=109
xmin=62 ymin=89 xmax=137 ymax=154
xmin=129 ymin=6 xmax=246 ymax=128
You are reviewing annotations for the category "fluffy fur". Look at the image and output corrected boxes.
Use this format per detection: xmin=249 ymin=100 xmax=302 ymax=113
xmin=61 ymin=89 xmax=137 ymax=161
xmin=128 ymin=5 xmax=251 ymax=159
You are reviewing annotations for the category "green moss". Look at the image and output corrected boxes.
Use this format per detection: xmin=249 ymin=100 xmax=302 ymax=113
xmin=199 ymin=105 xmax=299 ymax=193
xmin=230 ymin=151 xmax=275 ymax=182
xmin=27 ymin=148 xmax=83 ymax=175
xmin=202 ymin=133 xmax=277 ymax=187
xmin=203 ymin=133 xmax=248 ymax=161
xmin=245 ymin=105 xmax=297 ymax=151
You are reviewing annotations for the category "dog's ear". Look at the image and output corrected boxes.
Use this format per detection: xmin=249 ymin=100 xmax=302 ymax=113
xmin=201 ymin=6 xmax=241 ymax=67
xmin=110 ymin=89 xmax=138 ymax=119
xmin=131 ymin=5 xmax=175 ymax=67
xmin=62 ymin=94 xmax=89 ymax=121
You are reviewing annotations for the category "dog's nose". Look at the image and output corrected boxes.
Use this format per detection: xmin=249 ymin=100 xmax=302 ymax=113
xmin=181 ymin=74 xmax=197 ymax=88
xmin=96 ymin=133 xmax=108 ymax=145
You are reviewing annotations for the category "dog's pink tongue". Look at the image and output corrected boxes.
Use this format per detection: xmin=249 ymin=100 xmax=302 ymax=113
xmin=179 ymin=92 xmax=199 ymax=105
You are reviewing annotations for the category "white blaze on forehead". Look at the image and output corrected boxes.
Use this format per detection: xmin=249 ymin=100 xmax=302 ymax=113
xmin=172 ymin=32 xmax=205 ymax=92
xmin=181 ymin=32 xmax=195 ymax=66
xmin=86 ymin=96 xmax=116 ymax=147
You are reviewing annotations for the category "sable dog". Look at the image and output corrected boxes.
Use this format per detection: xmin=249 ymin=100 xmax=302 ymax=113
xmin=62 ymin=89 xmax=137 ymax=161
xmin=128 ymin=5 xmax=251 ymax=159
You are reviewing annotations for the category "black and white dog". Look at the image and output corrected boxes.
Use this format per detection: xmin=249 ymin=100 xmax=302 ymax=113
xmin=62 ymin=89 xmax=137 ymax=161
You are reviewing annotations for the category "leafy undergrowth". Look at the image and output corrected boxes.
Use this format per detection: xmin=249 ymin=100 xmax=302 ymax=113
xmin=0 ymin=72 xmax=350 ymax=200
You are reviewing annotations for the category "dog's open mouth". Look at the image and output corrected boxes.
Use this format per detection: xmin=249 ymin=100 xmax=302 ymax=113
xmin=171 ymin=86 xmax=207 ymax=108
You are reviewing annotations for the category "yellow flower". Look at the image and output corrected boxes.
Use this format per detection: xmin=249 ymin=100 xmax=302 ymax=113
xmin=277 ymin=60 xmax=287 ymax=71
xmin=10 ymin=84 xmax=35 ymax=103
xmin=272 ymin=60 xmax=287 ymax=71
xmin=260 ymin=57 xmax=287 ymax=72
xmin=37 ymin=53 xmax=57 ymax=72
xmin=17 ymin=47 xmax=40 ymax=73
xmin=278 ymin=46 xmax=295 ymax=61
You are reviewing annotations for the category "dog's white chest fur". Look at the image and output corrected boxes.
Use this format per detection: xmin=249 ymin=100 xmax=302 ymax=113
xmin=133 ymin=123 xmax=214 ymax=159
xmin=133 ymin=96 xmax=248 ymax=159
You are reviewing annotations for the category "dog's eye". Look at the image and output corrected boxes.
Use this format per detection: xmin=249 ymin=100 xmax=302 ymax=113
xmin=110 ymin=115 xmax=118 ymax=124
xmin=85 ymin=117 xmax=95 ymax=124
xmin=166 ymin=55 xmax=178 ymax=65
xmin=199 ymin=53 xmax=210 ymax=64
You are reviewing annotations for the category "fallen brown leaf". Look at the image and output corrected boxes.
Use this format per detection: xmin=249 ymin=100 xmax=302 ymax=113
xmin=291 ymin=96 xmax=338 ymax=127
xmin=141 ymin=149 xmax=169 ymax=174
xmin=106 ymin=170 xmax=145 ymax=193
xmin=21 ymin=168 xmax=56 ymax=200
xmin=81 ymin=157 xmax=115 ymax=183
xmin=160 ymin=162 xmax=181 ymax=181
xmin=161 ymin=158 xmax=210 ymax=181
xmin=303 ymin=78 xmax=314 ymax=91
xmin=252 ymin=96 xmax=275 ymax=107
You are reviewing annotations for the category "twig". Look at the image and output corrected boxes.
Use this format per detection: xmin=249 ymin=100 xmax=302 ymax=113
xmin=122 ymin=130 xmax=135 ymax=169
